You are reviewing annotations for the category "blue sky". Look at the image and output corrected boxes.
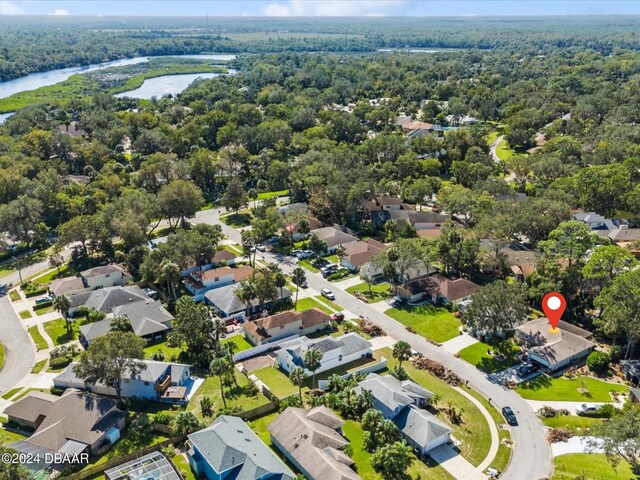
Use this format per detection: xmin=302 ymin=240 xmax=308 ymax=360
xmin=1 ymin=1 xmax=639 ymax=17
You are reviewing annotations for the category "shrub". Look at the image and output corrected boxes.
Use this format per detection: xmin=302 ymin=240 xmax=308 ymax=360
xmin=49 ymin=356 xmax=73 ymax=369
xmin=537 ymin=406 xmax=570 ymax=418
xmin=390 ymin=365 xmax=409 ymax=381
xmin=153 ymin=411 xmax=174 ymax=425
xmin=586 ymin=351 xmax=610 ymax=374
xmin=151 ymin=349 xmax=165 ymax=361
xmin=598 ymin=404 xmax=617 ymax=418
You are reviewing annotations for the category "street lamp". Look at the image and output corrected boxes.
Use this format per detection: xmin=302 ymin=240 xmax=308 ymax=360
xmin=12 ymin=256 xmax=23 ymax=285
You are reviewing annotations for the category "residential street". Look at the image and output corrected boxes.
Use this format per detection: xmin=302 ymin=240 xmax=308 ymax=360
xmin=0 ymin=294 xmax=34 ymax=395
xmin=195 ymin=206 xmax=554 ymax=480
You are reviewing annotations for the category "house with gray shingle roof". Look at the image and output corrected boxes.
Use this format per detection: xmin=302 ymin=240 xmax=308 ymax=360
xmin=50 ymin=264 xmax=130 ymax=296
xmin=393 ymin=404 xmax=452 ymax=455
xmin=53 ymin=360 xmax=194 ymax=404
xmin=275 ymin=332 xmax=372 ymax=377
xmin=204 ymin=284 xmax=292 ymax=319
xmin=187 ymin=415 xmax=294 ymax=480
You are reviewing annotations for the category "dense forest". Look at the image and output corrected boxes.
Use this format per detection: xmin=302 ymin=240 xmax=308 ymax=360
xmin=2 ymin=17 xmax=640 ymax=358
xmin=3 ymin=16 xmax=640 ymax=81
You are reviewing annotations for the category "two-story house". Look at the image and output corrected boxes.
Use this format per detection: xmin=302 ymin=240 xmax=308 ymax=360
xmin=50 ymin=264 xmax=131 ymax=297
xmin=243 ymin=308 xmax=332 ymax=346
xmin=184 ymin=265 xmax=254 ymax=297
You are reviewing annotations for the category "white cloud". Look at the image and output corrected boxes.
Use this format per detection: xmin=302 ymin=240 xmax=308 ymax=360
xmin=52 ymin=8 xmax=69 ymax=16
xmin=0 ymin=0 xmax=24 ymax=15
xmin=263 ymin=0 xmax=407 ymax=17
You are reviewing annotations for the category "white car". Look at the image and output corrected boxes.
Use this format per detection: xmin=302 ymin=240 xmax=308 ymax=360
xmin=576 ymin=403 xmax=600 ymax=416
xmin=321 ymin=288 xmax=335 ymax=300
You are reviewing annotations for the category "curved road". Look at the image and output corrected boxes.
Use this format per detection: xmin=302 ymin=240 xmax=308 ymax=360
xmin=195 ymin=207 xmax=553 ymax=480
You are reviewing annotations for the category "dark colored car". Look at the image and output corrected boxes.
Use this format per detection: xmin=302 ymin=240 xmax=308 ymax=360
xmin=516 ymin=363 xmax=538 ymax=377
xmin=331 ymin=312 xmax=345 ymax=323
xmin=502 ymin=406 xmax=518 ymax=426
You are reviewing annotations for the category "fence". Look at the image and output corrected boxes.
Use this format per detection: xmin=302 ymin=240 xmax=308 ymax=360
xmin=62 ymin=435 xmax=187 ymax=480
xmin=238 ymin=401 xmax=279 ymax=421
xmin=233 ymin=334 xmax=300 ymax=362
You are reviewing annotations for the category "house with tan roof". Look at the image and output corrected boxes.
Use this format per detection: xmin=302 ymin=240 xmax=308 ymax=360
xmin=399 ymin=274 xmax=479 ymax=305
xmin=310 ymin=226 xmax=359 ymax=253
xmin=184 ymin=265 xmax=254 ymax=296
xmin=179 ymin=249 xmax=238 ymax=278
xmin=340 ymin=239 xmax=386 ymax=272
xmin=268 ymin=406 xmax=361 ymax=480
xmin=5 ymin=389 xmax=126 ymax=460
xmin=515 ymin=318 xmax=595 ymax=371
xmin=50 ymin=263 xmax=130 ymax=297
xmin=243 ymin=308 xmax=332 ymax=346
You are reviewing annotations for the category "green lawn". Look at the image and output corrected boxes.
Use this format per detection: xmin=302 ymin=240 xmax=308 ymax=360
xmin=376 ymin=347 xmax=493 ymax=467
xmin=257 ymin=189 xmax=289 ymax=200
xmin=43 ymin=318 xmax=76 ymax=345
xmin=172 ymin=454 xmax=196 ymax=480
xmin=186 ymin=373 xmax=270 ymax=420
xmin=8 ymin=290 xmax=20 ymax=301
xmin=314 ymin=295 xmax=341 ymax=312
xmin=82 ymin=428 xmax=169 ymax=470
xmin=1 ymin=387 xmax=22 ymax=400
xmin=324 ymin=254 xmax=340 ymax=264
xmin=346 ymin=282 xmax=391 ymax=303
xmin=35 ymin=305 xmax=55 ymax=316
xmin=297 ymin=259 xmax=320 ymax=273
xmin=144 ymin=341 xmax=185 ymax=361
xmin=295 ymin=297 xmax=332 ymax=315
xmin=13 ymin=388 xmax=50 ymax=402
xmin=0 ymin=342 xmax=4 ymax=371
xmin=496 ymin=137 xmax=516 ymax=160
xmin=552 ymin=453 xmax=634 ymax=480
xmin=31 ymin=358 xmax=47 ymax=374
xmin=385 ymin=305 xmax=461 ymax=343
xmin=516 ymin=375 xmax=628 ymax=402
xmin=543 ymin=415 xmax=605 ymax=435
xmin=458 ymin=340 xmax=520 ymax=373
xmin=18 ymin=309 xmax=32 ymax=319
xmin=28 ymin=326 xmax=49 ymax=350
xmin=342 ymin=419 xmax=455 ymax=480
xmin=253 ymin=366 xmax=299 ymax=399
xmin=221 ymin=335 xmax=253 ymax=352
xmin=220 ymin=212 xmax=252 ymax=228
xmin=0 ymin=418 xmax=27 ymax=444
xmin=32 ymin=265 xmax=73 ymax=285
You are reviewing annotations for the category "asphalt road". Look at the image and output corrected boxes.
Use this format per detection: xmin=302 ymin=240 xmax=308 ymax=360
xmin=195 ymin=206 xmax=553 ymax=480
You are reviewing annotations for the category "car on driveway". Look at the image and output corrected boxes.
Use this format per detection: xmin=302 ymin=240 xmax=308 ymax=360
xmin=516 ymin=363 xmax=539 ymax=377
xmin=502 ymin=406 xmax=518 ymax=426
xmin=320 ymin=265 xmax=339 ymax=277
xmin=576 ymin=403 xmax=600 ymax=416
xmin=321 ymin=288 xmax=335 ymax=300
xmin=256 ymin=244 xmax=267 ymax=252
xmin=331 ymin=312 xmax=345 ymax=323
xmin=35 ymin=295 xmax=53 ymax=305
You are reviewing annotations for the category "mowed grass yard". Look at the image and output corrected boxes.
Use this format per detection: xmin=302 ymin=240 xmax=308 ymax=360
xmin=186 ymin=373 xmax=270 ymax=419
xmin=295 ymin=296 xmax=333 ymax=314
xmin=458 ymin=340 xmax=520 ymax=373
xmin=346 ymin=282 xmax=391 ymax=303
xmin=552 ymin=453 xmax=633 ymax=480
xmin=385 ymin=304 xmax=461 ymax=343
xmin=376 ymin=348 xmax=493 ymax=467
xmin=253 ymin=366 xmax=299 ymax=399
xmin=43 ymin=318 xmax=76 ymax=345
xmin=516 ymin=375 xmax=628 ymax=402
xmin=28 ymin=326 xmax=48 ymax=350
xmin=542 ymin=415 xmax=605 ymax=435
xmin=221 ymin=335 xmax=253 ymax=352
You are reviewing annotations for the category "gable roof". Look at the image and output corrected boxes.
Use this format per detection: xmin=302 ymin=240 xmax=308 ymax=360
xmin=188 ymin=415 xmax=294 ymax=480
xmin=205 ymin=284 xmax=293 ymax=317
xmin=311 ymin=227 xmax=359 ymax=249
xmin=342 ymin=239 xmax=386 ymax=267
xmin=81 ymin=264 xmax=127 ymax=279
xmin=193 ymin=265 xmax=254 ymax=283
xmin=50 ymin=276 xmax=85 ymax=296
xmin=243 ymin=308 xmax=332 ymax=342
xmin=608 ymin=227 xmax=640 ymax=243
xmin=393 ymin=405 xmax=452 ymax=448
xmin=5 ymin=391 xmax=58 ymax=424
xmin=388 ymin=209 xmax=450 ymax=225
xmin=356 ymin=373 xmax=433 ymax=414
xmin=278 ymin=333 xmax=372 ymax=368
xmin=7 ymin=390 xmax=125 ymax=452
xmin=54 ymin=360 xmax=190 ymax=387
xmin=268 ymin=407 xmax=361 ymax=480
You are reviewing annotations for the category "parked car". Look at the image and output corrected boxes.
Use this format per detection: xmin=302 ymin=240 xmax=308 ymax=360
xmin=321 ymin=265 xmax=339 ymax=277
xmin=388 ymin=296 xmax=405 ymax=307
xmin=321 ymin=288 xmax=335 ymax=300
xmin=298 ymin=250 xmax=314 ymax=260
xmin=267 ymin=236 xmax=280 ymax=244
xmin=501 ymin=406 xmax=518 ymax=426
xmin=331 ymin=312 xmax=345 ymax=323
xmin=256 ymin=244 xmax=267 ymax=252
xmin=516 ymin=363 xmax=538 ymax=377
xmin=290 ymin=249 xmax=303 ymax=257
xmin=576 ymin=403 xmax=600 ymax=416
xmin=35 ymin=295 xmax=53 ymax=305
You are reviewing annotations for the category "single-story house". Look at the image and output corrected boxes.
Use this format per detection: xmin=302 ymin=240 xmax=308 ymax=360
xmin=204 ymin=284 xmax=292 ymax=319
xmin=184 ymin=265 xmax=254 ymax=296
xmin=5 ymin=389 xmax=126 ymax=458
xmin=574 ymin=212 xmax=619 ymax=231
xmin=608 ymin=226 xmax=640 ymax=244
xmin=54 ymin=360 xmax=194 ymax=404
xmin=362 ymin=195 xmax=406 ymax=212
xmin=68 ymin=285 xmax=149 ymax=316
xmin=78 ymin=298 xmax=174 ymax=347
xmin=388 ymin=210 xmax=450 ymax=230
xmin=355 ymin=373 xmax=451 ymax=454
xmin=310 ymin=226 xmax=359 ymax=253
xmin=398 ymin=274 xmax=479 ymax=305
xmin=105 ymin=451 xmax=181 ymax=480
xmin=269 ymin=406 xmax=361 ymax=480
xmin=188 ymin=415 xmax=294 ymax=480
xmin=180 ymin=249 xmax=238 ymax=278
xmin=50 ymin=264 xmax=130 ymax=297
xmin=340 ymin=239 xmax=386 ymax=272
xmin=243 ymin=308 xmax=332 ymax=346
xmin=514 ymin=318 xmax=595 ymax=371
xmin=276 ymin=332 xmax=373 ymax=377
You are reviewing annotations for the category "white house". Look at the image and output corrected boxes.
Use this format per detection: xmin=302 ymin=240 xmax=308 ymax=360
xmin=276 ymin=332 xmax=373 ymax=377
xmin=184 ymin=265 xmax=254 ymax=296
xmin=50 ymin=264 xmax=130 ymax=297
xmin=53 ymin=360 xmax=195 ymax=404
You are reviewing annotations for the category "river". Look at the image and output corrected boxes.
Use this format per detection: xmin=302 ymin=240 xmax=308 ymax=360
xmin=114 ymin=72 xmax=224 ymax=100
xmin=0 ymin=54 xmax=237 ymax=123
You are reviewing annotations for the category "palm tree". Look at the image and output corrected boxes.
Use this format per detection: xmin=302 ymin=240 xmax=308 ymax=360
xmin=211 ymin=315 xmax=226 ymax=344
xmin=160 ymin=260 xmax=180 ymax=301
xmin=304 ymin=347 xmax=322 ymax=390
xmin=291 ymin=267 xmax=306 ymax=310
xmin=289 ymin=367 xmax=306 ymax=401
xmin=110 ymin=315 xmax=133 ymax=332
xmin=172 ymin=411 xmax=202 ymax=435
xmin=392 ymin=341 xmax=412 ymax=371
xmin=236 ymin=280 xmax=257 ymax=318
xmin=210 ymin=357 xmax=229 ymax=409
xmin=274 ymin=271 xmax=287 ymax=299
xmin=52 ymin=295 xmax=72 ymax=334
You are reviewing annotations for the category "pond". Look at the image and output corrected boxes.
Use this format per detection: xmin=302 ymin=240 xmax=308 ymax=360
xmin=114 ymin=72 xmax=224 ymax=100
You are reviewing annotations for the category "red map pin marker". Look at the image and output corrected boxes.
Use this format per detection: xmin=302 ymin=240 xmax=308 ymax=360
xmin=542 ymin=292 xmax=566 ymax=333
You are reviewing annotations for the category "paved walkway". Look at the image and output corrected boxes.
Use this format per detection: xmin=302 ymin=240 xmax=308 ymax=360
xmin=551 ymin=436 xmax=603 ymax=457
xmin=332 ymin=276 xmax=364 ymax=290
xmin=442 ymin=332 xmax=478 ymax=354
xmin=430 ymin=444 xmax=485 ymax=480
